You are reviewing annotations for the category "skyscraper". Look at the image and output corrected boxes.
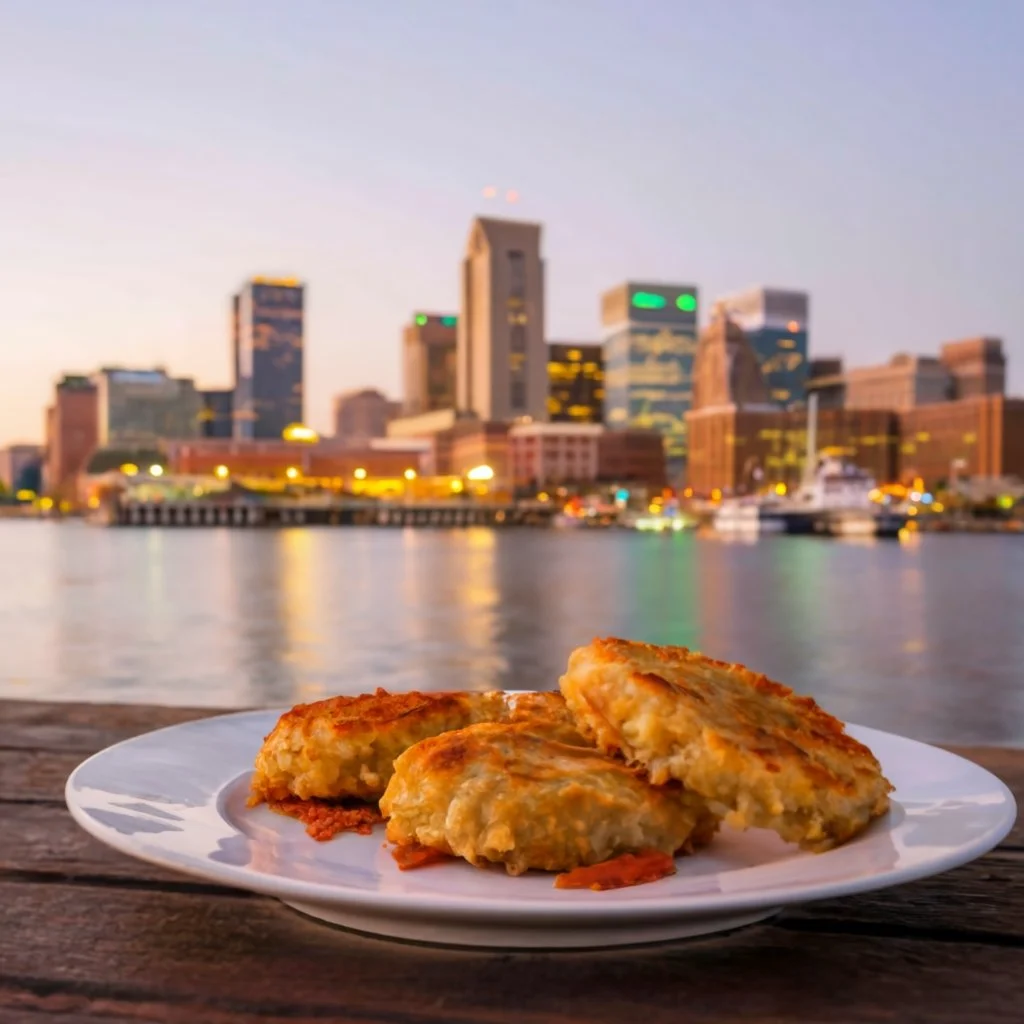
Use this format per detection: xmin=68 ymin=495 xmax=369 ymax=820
xmin=233 ymin=277 xmax=304 ymax=439
xmin=457 ymin=217 xmax=547 ymax=422
xmin=718 ymin=287 xmax=809 ymax=407
xmin=600 ymin=281 xmax=699 ymax=462
xmin=403 ymin=313 xmax=457 ymax=415
xmin=547 ymin=342 xmax=604 ymax=423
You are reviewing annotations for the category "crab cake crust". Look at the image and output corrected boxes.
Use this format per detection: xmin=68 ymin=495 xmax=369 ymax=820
xmin=250 ymin=688 xmax=583 ymax=804
xmin=381 ymin=723 xmax=719 ymax=876
xmin=559 ymin=638 xmax=892 ymax=851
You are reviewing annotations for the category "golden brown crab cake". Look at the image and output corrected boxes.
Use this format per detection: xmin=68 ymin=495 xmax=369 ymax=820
xmin=381 ymin=722 xmax=719 ymax=876
xmin=501 ymin=690 xmax=590 ymax=746
xmin=559 ymin=638 xmax=892 ymax=851
xmin=250 ymin=688 xmax=585 ymax=805
xmin=250 ymin=688 xmax=505 ymax=804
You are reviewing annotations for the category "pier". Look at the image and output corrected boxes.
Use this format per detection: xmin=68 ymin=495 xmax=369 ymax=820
xmin=105 ymin=499 xmax=556 ymax=528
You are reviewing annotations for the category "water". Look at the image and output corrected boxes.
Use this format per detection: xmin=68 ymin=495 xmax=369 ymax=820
xmin=1 ymin=521 xmax=1022 ymax=746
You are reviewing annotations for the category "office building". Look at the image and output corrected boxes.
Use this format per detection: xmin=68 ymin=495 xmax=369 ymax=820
xmin=199 ymin=389 xmax=234 ymax=439
xmin=333 ymin=388 xmax=401 ymax=446
xmin=93 ymin=367 xmax=202 ymax=446
xmin=449 ymin=420 xmax=511 ymax=480
xmin=403 ymin=313 xmax=457 ymax=416
xmin=600 ymin=281 xmax=699 ymax=462
xmin=598 ymin=429 xmax=668 ymax=489
xmin=0 ymin=444 xmax=43 ymax=494
xmin=547 ymin=343 xmax=604 ymax=423
xmin=233 ymin=277 xmax=304 ymax=439
xmin=718 ymin=287 xmax=809 ymax=407
xmin=939 ymin=338 xmax=1006 ymax=399
xmin=44 ymin=375 xmax=98 ymax=500
xmin=844 ymin=354 xmax=952 ymax=411
xmin=686 ymin=406 xmax=898 ymax=496
xmin=898 ymin=396 xmax=1024 ymax=485
xmin=508 ymin=423 xmax=603 ymax=487
xmin=457 ymin=217 xmax=547 ymax=422
xmin=690 ymin=307 xmax=772 ymax=412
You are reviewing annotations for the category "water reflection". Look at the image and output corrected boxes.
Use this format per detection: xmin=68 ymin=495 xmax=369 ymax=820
xmin=2 ymin=523 xmax=1023 ymax=746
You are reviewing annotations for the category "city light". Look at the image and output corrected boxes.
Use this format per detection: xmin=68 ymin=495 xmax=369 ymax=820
xmin=87 ymin=496 xmax=100 ymax=509
xmin=354 ymin=467 xmax=367 ymax=480
xmin=149 ymin=465 xmax=164 ymax=477
xmin=631 ymin=291 xmax=666 ymax=310
xmin=282 ymin=423 xmax=319 ymax=443
xmin=39 ymin=497 xmax=54 ymax=511
xmin=120 ymin=463 xmax=139 ymax=476
xmin=214 ymin=465 xmax=229 ymax=479
xmin=787 ymin=320 xmax=800 ymax=332
xmin=711 ymin=488 xmax=723 ymax=501
xmin=466 ymin=465 xmax=494 ymax=482
xmin=537 ymin=491 xmax=549 ymax=502
xmin=15 ymin=489 xmax=35 ymax=501
xmin=774 ymin=482 xmax=787 ymax=496
xmin=683 ymin=487 xmax=693 ymax=498
xmin=450 ymin=479 xmax=463 ymax=493
xmin=285 ymin=466 xmax=299 ymax=480
xmin=415 ymin=314 xmax=428 ymax=326
xmin=404 ymin=468 xmax=418 ymax=481
xmin=441 ymin=315 xmax=457 ymax=327
xmin=675 ymin=293 xmax=697 ymax=313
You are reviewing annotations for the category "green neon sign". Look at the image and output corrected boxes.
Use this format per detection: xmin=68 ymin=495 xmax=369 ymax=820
xmin=441 ymin=315 xmax=457 ymax=327
xmin=676 ymin=293 xmax=696 ymax=312
xmin=631 ymin=291 xmax=666 ymax=310
xmin=414 ymin=314 xmax=428 ymax=326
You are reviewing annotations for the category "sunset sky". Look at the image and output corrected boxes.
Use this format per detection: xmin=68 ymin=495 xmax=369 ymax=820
xmin=2 ymin=0 xmax=1021 ymax=443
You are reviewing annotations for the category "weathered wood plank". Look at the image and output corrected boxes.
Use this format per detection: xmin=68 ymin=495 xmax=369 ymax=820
xmin=1 ymin=879 xmax=1022 ymax=1023
xmin=0 ymin=700 xmax=225 ymax=753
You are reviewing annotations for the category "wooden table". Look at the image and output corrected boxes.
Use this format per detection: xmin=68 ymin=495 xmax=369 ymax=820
xmin=2 ymin=700 xmax=1022 ymax=1023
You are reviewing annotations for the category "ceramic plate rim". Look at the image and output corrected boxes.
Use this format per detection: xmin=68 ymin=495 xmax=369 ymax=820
xmin=65 ymin=705 xmax=1018 ymax=922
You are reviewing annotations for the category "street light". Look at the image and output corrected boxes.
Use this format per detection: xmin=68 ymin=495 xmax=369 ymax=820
xmin=285 ymin=466 xmax=299 ymax=481
xmin=120 ymin=463 xmax=139 ymax=476
xmin=214 ymin=465 xmax=229 ymax=479
xmin=354 ymin=467 xmax=367 ymax=481
xmin=404 ymin=468 xmax=417 ymax=481
xmin=149 ymin=465 xmax=164 ymax=477
xmin=466 ymin=465 xmax=494 ymax=482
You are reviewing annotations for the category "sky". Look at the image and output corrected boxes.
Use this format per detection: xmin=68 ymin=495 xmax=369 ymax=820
xmin=2 ymin=0 xmax=1022 ymax=444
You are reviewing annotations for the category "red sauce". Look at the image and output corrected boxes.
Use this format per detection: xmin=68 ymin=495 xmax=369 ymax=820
xmin=268 ymin=797 xmax=383 ymax=842
xmin=391 ymin=843 xmax=452 ymax=870
xmin=554 ymin=849 xmax=677 ymax=891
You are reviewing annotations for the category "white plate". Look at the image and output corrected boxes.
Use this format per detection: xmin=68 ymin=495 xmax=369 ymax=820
xmin=65 ymin=709 xmax=1017 ymax=949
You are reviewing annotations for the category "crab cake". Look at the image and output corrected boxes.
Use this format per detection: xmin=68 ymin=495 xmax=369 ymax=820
xmin=381 ymin=723 xmax=719 ymax=876
xmin=559 ymin=638 xmax=892 ymax=851
xmin=250 ymin=688 xmax=582 ymax=804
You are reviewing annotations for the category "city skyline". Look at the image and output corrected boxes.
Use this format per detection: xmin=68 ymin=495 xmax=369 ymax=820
xmin=3 ymin=1 xmax=1022 ymax=444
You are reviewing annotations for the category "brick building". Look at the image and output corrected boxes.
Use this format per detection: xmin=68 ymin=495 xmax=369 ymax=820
xmin=45 ymin=375 xmax=98 ymax=501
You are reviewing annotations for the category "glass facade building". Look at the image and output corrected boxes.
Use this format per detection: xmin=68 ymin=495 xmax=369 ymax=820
xmin=547 ymin=343 xmax=604 ymax=423
xmin=719 ymin=288 xmax=809 ymax=407
xmin=234 ymin=278 xmax=304 ymax=439
xmin=600 ymin=282 xmax=699 ymax=460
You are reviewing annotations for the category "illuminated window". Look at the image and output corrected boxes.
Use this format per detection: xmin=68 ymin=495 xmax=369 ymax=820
xmin=631 ymin=291 xmax=666 ymax=310
xmin=778 ymin=338 xmax=796 ymax=350
xmin=567 ymin=348 xmax=582 ymax=361
xmin=772 ymin=389 xmax=791 ymax=402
